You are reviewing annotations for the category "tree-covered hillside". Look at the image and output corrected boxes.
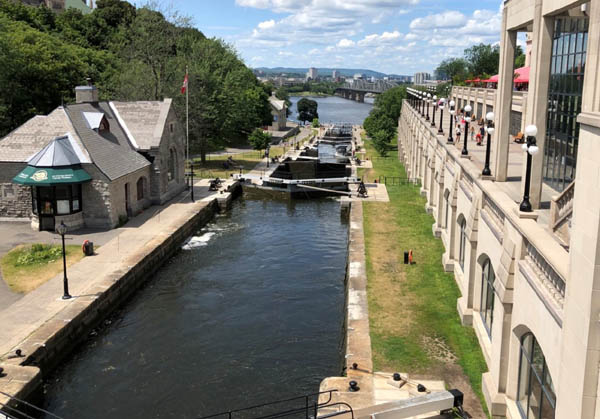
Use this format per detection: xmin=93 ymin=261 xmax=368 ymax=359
xmin=0 ymin=0 xmax=272 ymax=160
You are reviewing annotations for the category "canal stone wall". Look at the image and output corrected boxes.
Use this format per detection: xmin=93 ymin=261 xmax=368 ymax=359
xmin=0 ymin=181 xmax=241 ymax=412
xmin=320 ymin=200 xmax=375 ymax=410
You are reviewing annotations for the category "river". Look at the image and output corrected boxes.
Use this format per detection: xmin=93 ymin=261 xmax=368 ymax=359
xmin=289 ymin=95 xmax=373 ymax=125
xmin=42 ymin=197 xmax=348 ymax=419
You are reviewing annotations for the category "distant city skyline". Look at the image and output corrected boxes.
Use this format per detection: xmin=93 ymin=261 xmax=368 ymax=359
xmin=129 ymin=0 xmax=514 ymax=75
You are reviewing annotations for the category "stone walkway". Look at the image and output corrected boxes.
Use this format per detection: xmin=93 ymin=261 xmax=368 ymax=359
xmin=0 ymin=179 xmax=227 ymax=358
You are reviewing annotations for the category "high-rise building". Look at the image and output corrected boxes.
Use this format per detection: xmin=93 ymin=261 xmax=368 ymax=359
xmin=306 ymin=67 xmax=318 ymax=80
xmin=413 ymin=72 xmax=431 ymax=85
xmin=332 ymin=70 xmax=339 ymax=80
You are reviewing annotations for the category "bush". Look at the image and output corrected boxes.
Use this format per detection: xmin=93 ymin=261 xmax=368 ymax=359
xmin=16 ymin=244 xmax=62 ymax=266
xmin=311 ymin=118 xmax=319 ymax=128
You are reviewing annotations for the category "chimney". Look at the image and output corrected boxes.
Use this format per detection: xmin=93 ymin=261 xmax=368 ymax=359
xmin=75 ymin=78 xmax=98 ymax=103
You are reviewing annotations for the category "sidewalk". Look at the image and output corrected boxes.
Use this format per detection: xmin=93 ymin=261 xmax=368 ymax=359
xmin=0 ymin=179 xmax=230 ymax=358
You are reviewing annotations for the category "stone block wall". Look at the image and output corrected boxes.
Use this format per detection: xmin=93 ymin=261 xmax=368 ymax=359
xmin=0 ymin=162 xmax=31 ymax=219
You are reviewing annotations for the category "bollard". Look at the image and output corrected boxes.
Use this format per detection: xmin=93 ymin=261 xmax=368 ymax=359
xmin=404 ymin=251 xmax=409 ymax=264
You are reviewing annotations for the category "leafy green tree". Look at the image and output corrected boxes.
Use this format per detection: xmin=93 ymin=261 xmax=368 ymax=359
xmin=248 ymin=128 xmax=272 ymax=153
xmin=371 ymin=129 xmax=392 ymax=157
xmin=464 ymin=43 xmax=500 ymax=77
xmin=311 ymin=118 xmax=319 ymax=128
xmin=297 ymin=98 xmax=318 ymax=123
xmin=434 ymin=58 xmax=468 ymax=82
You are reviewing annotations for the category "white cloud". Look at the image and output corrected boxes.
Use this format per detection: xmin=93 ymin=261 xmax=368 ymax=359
xmin=258 ymin=19 xmax=276 ymax=29
xmin=337 ymin=38 xmax=356 ymax=48
xmin=409 ymin=11 xmax=466 ymax=30
xmin=357 ymin=30 xmax=402 ymax=46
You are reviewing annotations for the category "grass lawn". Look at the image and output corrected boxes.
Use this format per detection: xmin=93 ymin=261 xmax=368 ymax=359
xmin=361 ymin=134 xmax=489 ymax=416
xmin=1 ymin=244 xmax=85 ymax=293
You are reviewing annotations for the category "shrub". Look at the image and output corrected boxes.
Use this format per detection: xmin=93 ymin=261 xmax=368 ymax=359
xmin=16 ymin=244 xmax=62 ymax=266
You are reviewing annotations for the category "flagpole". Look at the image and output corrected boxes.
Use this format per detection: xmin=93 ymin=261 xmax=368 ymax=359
xmin=186 ymin=65 xmax=189 ymax=172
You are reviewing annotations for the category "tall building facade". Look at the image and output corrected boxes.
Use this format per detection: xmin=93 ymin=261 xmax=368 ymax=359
xmin=398 ymin=0 xmax=600 ymax=417
xmin=306 ymin=67 xmax=318 ymax=80
xmin=413 ymin=72 xmax=431 ymax=85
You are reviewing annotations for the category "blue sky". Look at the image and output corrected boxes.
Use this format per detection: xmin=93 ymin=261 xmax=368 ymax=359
xmin=133 ymin=0 xmax=513 ymax=75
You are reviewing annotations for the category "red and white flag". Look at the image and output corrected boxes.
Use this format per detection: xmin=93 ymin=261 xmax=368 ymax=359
xmin=181 ymin=72 xmax=188 ymax=94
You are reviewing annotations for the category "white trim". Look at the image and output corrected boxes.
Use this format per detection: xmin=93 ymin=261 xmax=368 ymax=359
xmin=109 ymin=101 xmax=140 ymax=150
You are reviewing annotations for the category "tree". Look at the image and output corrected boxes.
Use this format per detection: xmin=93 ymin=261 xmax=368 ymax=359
xmin=514 ymin=45 xmax=526 ymax=68
xmin=311 ymin=118 xmax=320 ymax=128
xmin=297 ymin=98 xmax=318 ymax=123
xmin=464 ymin=43 xmax=500 ymax=77
xmin=248 ymin=128 xmax=271 ymax=154
xmin=371 ymin=129 xmax=392 ymax=157
xmin=434 ymin=58 xmax=468 ymax=81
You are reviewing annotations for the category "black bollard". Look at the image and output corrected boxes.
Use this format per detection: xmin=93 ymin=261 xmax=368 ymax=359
xmin=404 ymin=251 xmax=409 ymax=265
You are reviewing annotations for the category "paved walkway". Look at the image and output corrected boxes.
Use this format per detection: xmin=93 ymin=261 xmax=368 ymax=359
xmin=435 ymin=112 xmax=559 ymax=227
xmin=0 ymin=179 xmax=228 ymax=357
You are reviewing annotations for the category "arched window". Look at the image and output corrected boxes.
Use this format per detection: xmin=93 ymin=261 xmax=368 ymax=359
xmin=168 ymin=149 xmax=176 ymax=182
xmin=459 ymin=219 xmax=467 ymax=270
xmin=517 ymin=333 xmax=556 ymax=418
xmin=136 ymin=177 xmax=145 ymax=201
xmin=480 ymin=258 xmax=495 ymax=336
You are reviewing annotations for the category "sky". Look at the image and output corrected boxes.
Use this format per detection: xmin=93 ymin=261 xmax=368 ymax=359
xmin=131 ymin=0 xmax=517 ymax=75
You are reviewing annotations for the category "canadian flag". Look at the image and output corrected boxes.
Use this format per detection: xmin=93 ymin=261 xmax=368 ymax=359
xmin=181 ymin=72 xmax=188 ymax=94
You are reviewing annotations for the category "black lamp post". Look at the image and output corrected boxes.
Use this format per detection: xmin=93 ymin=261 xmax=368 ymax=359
xmin=448 ymin=100 xmax=455 ymax=143
xmin=519 ymin=125 xmax=539 ymax=212
xmin=419 ymin=92 xmax=423 ymax=116
xmin=482 ymin=112 xmax=494 ymax=176
xmin=425 ymin=93 xmax=431 ymax=121
xmin=56 ymin=221 xmax=71 ymax=300
xmin=437 ymin=98 xmax=445 ymax=134
xmin=462 ymin=104 xmax=472 ymax=156
xmin=431 ymin=95 xmax=437 ymax=127
xmin=190 ymin=160 xmax=195 ymax=202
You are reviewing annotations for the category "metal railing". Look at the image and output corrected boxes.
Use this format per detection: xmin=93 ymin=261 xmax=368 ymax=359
xmin=377 ymin=176 xmax=421 ymax=186
xmin=197 ymin=390 xmax=353 ymax=419
xmin=0 ymin=390 xmax=65 ymax=419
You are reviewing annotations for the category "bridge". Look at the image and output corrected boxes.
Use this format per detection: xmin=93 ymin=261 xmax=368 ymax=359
xmin=335 ymin=79 xmax=400 ymax=103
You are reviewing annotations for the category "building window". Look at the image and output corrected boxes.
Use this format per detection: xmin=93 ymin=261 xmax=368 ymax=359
xmin=517 ymin=333 xmax=556 ymax=419
xmin=137 ymin=177 xmax=145 ymax=201
xmin=168 ymin=149 xmax=176 ymax=182
xmin=544 ymin=16 xmax=589 ymax=192
xmin=33 ymin=184 xmax=82 ymax=216
xmin=459 ymin=219 xmax=467 ymax=270
xmin=480 ymin=258 xmax=495 ymax=337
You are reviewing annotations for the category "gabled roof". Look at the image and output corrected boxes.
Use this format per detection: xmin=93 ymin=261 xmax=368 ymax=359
xmin=64 ymin=102 xmax=151 ymax=181
xmin=269 ymin=96 xmax=286 ymax=112
xmin=110 ymin=99 xmax=173 ymax=150
xmin=28 ymin=134 xmax=90 ymax=167
xmin=0 ymin=108 xmax=90 ymax=163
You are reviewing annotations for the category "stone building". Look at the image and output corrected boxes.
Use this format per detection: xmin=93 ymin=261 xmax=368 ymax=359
xmin=268 ymin=96 xmax=287 ymax=131
xmin=399 ymin=0 xmax=600 ymax=417
xmin=0 ymin=83 xmax=185 ymax=230
xmin=20 ymin=0 xmax=93 ymax=14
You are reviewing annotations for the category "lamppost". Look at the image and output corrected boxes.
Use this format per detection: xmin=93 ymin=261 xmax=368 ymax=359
xmin=438 ymin=98 xmax=445 ymax=135
xmin=482 ymin=112 xmax=494 ymax=176
xmin=56 ymin=221 xmax=71 ymax=300
xmin=448 ymin=100 xmax=455 ymax=143
xmin=431 ymin=95 xmax=437 ymax=127
xmin=425 ymin=93 xmax=431 ymax=121
xmin=519 ymin=125 xmax=539 ymax=212
xmin=462 ymin=104 xmax=472 ymax=156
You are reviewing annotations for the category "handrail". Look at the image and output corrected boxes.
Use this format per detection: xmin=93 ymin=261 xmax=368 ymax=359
xmin=197 ymin=389 xmax=339 ymax=419
xmin=0 ymin=390 xmax=65 ymax=419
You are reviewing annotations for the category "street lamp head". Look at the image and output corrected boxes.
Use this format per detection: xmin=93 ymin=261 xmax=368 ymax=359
xmin=56 ymin=221 xmax=67 ymax=236
xmin=449 ymin=100 xmax=455 ymax=107
xmin=486 ymin=112 xmax=494 ymax=121
xmin=449 ymin=109 xmax=455 ymax=115
xmin=487 ymin=127 xmax=495 ymax=135
xmin=427 ymin=93 xmax=431 ymax=98
xmin=465 ymin=116 xmax=472 ymax=123
xmin=433 ymin=95 xmax=437 ymax=101
xmin=528 ymin=145 xmax=539 ymax=155
xmin=464 ymin=105 xmax=472 ymax=113
xmin=522 ymin=143 xmax=529 ymax=152
xmin=525 ymin=124 xmax=538 ymax=137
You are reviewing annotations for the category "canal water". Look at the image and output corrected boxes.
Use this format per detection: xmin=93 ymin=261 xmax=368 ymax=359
xmin=42 ymin=197 xmax=349 ymax=419
xmin=289 ymin=95 xmax=373 ymax=125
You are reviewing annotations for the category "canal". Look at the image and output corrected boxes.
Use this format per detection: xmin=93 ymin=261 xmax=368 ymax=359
xmin=42 ymin=197 xmax=349 ymax=419
xmin=289 ymin=96 xmax=373 ymax=125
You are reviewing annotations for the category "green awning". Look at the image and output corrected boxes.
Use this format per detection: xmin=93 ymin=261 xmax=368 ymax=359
xmin=13 ymin=166 xmax=92 ymax=185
